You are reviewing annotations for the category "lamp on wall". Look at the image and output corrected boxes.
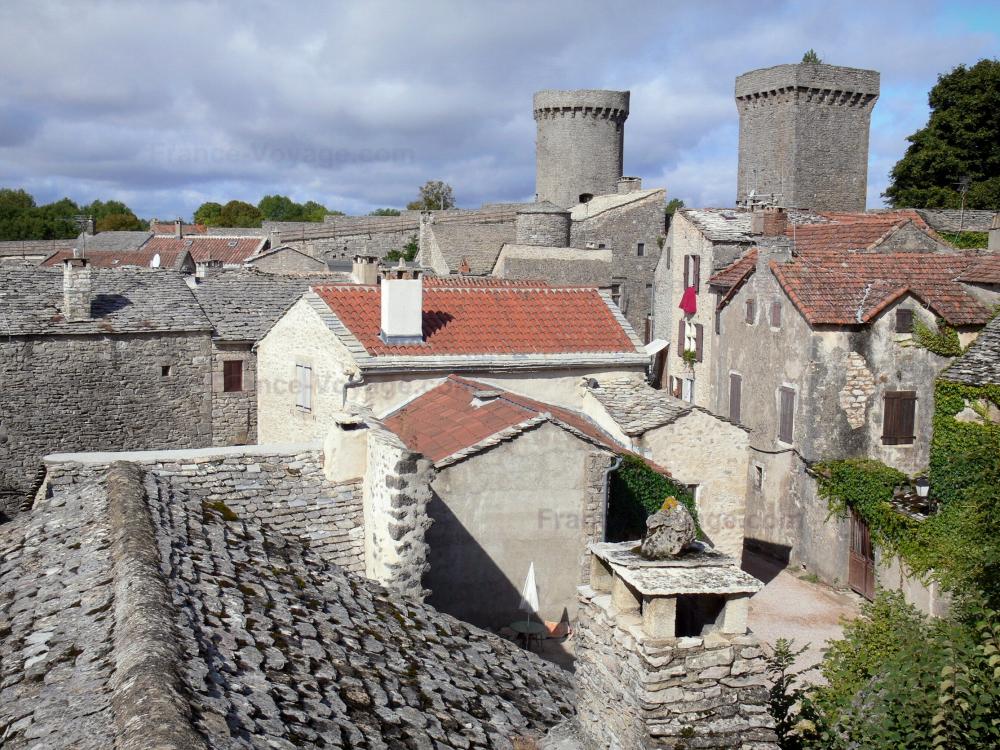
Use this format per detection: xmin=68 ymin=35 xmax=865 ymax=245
xmin=915 ymin=476 xmax=930 ymax=499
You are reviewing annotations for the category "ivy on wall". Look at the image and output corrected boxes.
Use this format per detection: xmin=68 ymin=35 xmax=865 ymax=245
xmin=938 ymin=230 xmax=989 ymax=249
xmin=606 ymin=454 xmax=697 ymax=542
xmin=912 ymin=316 xmax=964 ymax=357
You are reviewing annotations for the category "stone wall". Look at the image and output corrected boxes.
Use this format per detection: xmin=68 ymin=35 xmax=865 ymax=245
xmin=571 ymin=190 xmax=665 ymax=335
xmin=493 ymin=245 xmax=611 ymax=287
xmin=362 ymin=426 xmax=434 ymax=598
xmin=43 ymin=444 xmax=366 ymax=573
xmin=282 ymin=231 xmax=417 ymax=266
xmin=210 ymin=341 xmax=257 ymax=446
xmin=735 ymin=63 xmax=879 ymax=211
xmin=0 ymin=331 xmax=212 ymax=519
xmin=249 ymin=247 xmax=328 ymax=273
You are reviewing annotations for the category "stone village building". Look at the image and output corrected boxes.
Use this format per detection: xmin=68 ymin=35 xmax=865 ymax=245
xmin=0 ymin=260 xmax=213 ymax=519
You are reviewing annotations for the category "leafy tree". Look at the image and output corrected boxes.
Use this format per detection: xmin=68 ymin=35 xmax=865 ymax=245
xmin=217 ymin=200 xmax=262 ymax=228
xmin=194 ymin=202 xmax=223 ymax=226
xmin=0 ymin=191 xmax=79 ymax=240
xmin=301 ymin=200 xmax=332 ymax=221
xmin=80 ymin=199 xmax=144 ymax=231
xmin=801 ymin=49 xmax=822 ymax=64
xmin=369 ymin=207 xmax=402 ymax=216
xmin=883 ymin=59 xmax=1000 ymax=209
xmin=383 ymin=235 xmax=419 ymax=263
xmin=257 ymin=194 xmax=302 ymax=222
xmin=406 ymin=180 xmax=455 ymax=211
xmin=665 ymin=198 xmax=684 ymax=217
xmin=0 ymin=187 xmax=36 ymax=212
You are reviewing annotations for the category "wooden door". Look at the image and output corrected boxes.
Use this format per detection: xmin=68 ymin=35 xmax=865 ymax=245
xmin=849 ymin=510 xmax=876 ymax=600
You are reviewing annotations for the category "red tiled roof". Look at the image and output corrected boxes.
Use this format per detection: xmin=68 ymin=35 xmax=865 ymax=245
xmin=708 ymin=249 xmax=757 ymax=289
xmin=312 ymin=282 xmax=638 ymax=356
xmin=957 ymin=254 xmax=1000 ymax=284
xmin=383 ymin=376 xmax=652 ymax=468
xmin=771 ymin=252 xmax=994 ymax=327
xmin=142 ymin=236 xmax=265 ymax=265
xmin=786 ymin=210 xmax=936 ymax=254
xmin=422 ymin=276 xmax=551 ymax=288
xmin=41 ymin=248 xmax=190 ymax=270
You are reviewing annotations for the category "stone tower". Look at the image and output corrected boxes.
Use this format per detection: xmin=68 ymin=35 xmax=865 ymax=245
xmin=735 ymin=63 xmax=879 ymax=212
xmin=534 ymin=89 xmax=629 ymax=208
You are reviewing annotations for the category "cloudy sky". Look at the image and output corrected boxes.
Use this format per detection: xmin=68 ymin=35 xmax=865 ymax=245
xmin=1 ymin=0 xmax=997 ymax=219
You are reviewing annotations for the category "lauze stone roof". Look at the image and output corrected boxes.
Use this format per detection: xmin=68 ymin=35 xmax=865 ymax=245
xmin=312 ymin=279 xmax=643 ymax=357
xmin=0 ymin=267 xmax=211 ymax=335
xmin=943 ymin=314 xmax=1000 ymax=386
xmin=585 ymin=377 xmax=693 ymax=436
xmin=0 ymin=461 xmax=574 ymax=748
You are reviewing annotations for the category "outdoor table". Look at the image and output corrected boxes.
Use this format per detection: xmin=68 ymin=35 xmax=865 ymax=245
xmin=510 ymin=620 xmax=547 ymax=651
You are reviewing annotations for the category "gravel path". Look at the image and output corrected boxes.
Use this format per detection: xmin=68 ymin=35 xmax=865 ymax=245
xmin=745 ymin=552 xmax=863 ymax=682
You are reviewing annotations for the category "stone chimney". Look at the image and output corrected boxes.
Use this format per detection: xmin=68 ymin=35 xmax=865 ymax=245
xmin=751 ymin=205 xmax=788 ymax=237
xmin=572 ymin=538 xmax=777 ymax=749
xmin=62 ymin=251 xmax=92 ymax=322
xmin=174 ymin=218 xmax=183 ymax=238
xmin=351 ymin=254 xmax=379 ymax=285
xmin=196 ymin=259 xmax=223 ymax=282
xmin=617 ymin=176 xmax=642 ymax=194
xmin=379 ymin=262 xmax=424 ymax=345
xmin=990 ymin=212 xmax=999 ymax=252
xmin=84 ymin=217 xmax=95 ymax=236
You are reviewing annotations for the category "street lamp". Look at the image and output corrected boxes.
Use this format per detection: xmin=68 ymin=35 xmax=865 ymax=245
xmin=915 ymin=476 xmax=930 ymax=499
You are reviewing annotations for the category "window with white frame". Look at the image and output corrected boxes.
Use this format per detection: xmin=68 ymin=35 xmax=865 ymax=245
xmin=682 ymin=377 xmax=694 ymax=403
xmin=296 ymin=364 xmax=312 ymax=411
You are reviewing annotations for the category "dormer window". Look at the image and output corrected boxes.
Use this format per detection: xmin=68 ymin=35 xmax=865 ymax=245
xmin=579 ymin=193 xmax=593 ymax=204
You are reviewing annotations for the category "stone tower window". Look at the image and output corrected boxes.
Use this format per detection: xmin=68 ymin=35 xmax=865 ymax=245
xmin=223 ymin=360 xmax=244 ymax=393
xmin=778 ymin=386 xmax=795 ymax=444
xmin=161 ymin=365 xmax=173 ymax=377
xmin=579 ymin=193 xmax=594 ymax=204
xmin=637 ymin=242 xmax=645 ymax=257
xmin=745 ymin=299 xmax=756 ymax=325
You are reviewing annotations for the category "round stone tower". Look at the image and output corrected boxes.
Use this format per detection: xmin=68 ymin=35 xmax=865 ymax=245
xmin=533 ymin=89 xmax=630 ymax=209
xmin=515 ymin=201 xmax=571 ymax=247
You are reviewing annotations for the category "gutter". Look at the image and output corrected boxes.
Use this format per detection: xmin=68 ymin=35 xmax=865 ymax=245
xmin=341 ymin=371 xmax=365 ymax=408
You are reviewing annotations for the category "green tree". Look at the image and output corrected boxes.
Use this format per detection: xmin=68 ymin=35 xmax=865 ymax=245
xmin=883 ymin=59 xmax=1000 ymax=209
xmin=217 ymin=200 xmax=262 ymax=227
xmin=81 ymin=199 xmax=144 ymax=232
xmin=384 ymin=235 xmax=419 ymax=263
xmin=801 ymin=49 xmax=822 ymax=64
xmin=300 ymin=200 xmax=331 ymax=221
xmin=665 ymin=198 xmax=684 ymax=217
xmin=194 ymin=202 xmax=223 ymax=226
xmin=406 ymin=180 xmax=455 ymax=211
xmin=369 ymin=207 xmax=401 ymax=216
xmin=0 ymin=187 xmax=36 ymax=212
xmin=257 ymin=194 xmax=302 ymax=222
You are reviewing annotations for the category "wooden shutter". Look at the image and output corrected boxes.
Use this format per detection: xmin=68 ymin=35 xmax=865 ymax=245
xmin=778 ymin=387 xmax=795 ymax=443
xmin=770 ymin=301 xmax=781 ymax=328
xmin=677 ymin=319 xmax=685 ymax=358
xmin=223 ymin=360 xmax=243 ymax=393
xmin=883 ymin=391 xmax=916 ymax=445
xmin=729 ymin=373 xmax=742 ymax=423
xmin=714 ymin=295 xmax=722 ymax=335
xmin=746 ymin=299 xmax=755 ymax=324
xmin=695 ymin=323 xmax=704 ymax=362
xmin=683 ymin=255 xmax=690 ymax=287
xmin=895 ymin=309 xmax=914 ymax=333
xmin=693 ymin=255 xmax=701 ymax=291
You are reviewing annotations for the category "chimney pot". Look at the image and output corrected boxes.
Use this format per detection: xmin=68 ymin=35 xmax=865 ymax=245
xmin=751 ymin=206 xmax=788 ymax=236
xmin=62 ymin=256 xmax=92 ymax=321
xmin=351 ymin=254 xmax=379 ymax=285
xmin=175 ymin=218 xmax=183 ymax=238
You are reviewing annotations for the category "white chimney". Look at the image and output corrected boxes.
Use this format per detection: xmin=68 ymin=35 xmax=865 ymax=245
xmin=351 ymin=254 xmax=379 ymax=285
xmin=379 ymin=262 xmax=424 ymax=345
xmin=62 ymin=251 xmax=92 ymax=321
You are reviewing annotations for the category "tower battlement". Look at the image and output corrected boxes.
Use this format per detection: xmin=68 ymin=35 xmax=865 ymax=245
xmin=735 ymin=63 xmax=880 ymax=212
xmin=533 ymin=89 xmax=630 ymax=208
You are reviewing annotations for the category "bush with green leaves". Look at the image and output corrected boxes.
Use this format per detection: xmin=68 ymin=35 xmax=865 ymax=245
xmin=606 ymin=454 xmax=696 ymax=541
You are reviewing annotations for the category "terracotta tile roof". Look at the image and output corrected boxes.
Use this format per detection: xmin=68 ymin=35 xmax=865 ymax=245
xmin=957 ymin=254 xmax=1000 ymax=283
xmin=312 ymin=281 xmax=639 ymax=356
xmin=770 ymin=252 xmax=994 ymax=327
xmin=786 ymin=210 xmax=936 ymax=253
xmin=708 ymin=249 xmax=757 ymax=289
xmin=41 ymin=247 xmax=191 ymax=270
xmin=142 ymin=235 xmax=266 ymax=265
xmin=150 ymin=221 xmax=208 ymax=235
xmin=382 ymin=375 xmax=631 ymax=465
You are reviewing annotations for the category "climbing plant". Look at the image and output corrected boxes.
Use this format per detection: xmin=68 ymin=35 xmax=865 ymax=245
xmin=912 ymin=316 xmax=964 ymax=357
xmin=939 ymin=230 xmax=989 ymax=249
xmin=606 ymin=454 xmax=696 ymax=542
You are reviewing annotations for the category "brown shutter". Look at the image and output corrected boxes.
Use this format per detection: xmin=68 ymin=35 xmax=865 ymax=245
xmin=883 ymin=391 xmax=916 ymax=445
xmin=778 ymin=387 xmax=795 ymax=443
xmin=677 ymin=318 xmax=685 ymax=358
xmin=683 ymin=255 xmax=690 ymax=287
xmin=695 ymin=323 xmax=704 ymax=362
xmin=746 ymin=299 xmax=755 ymax=324
xmin=730 ymin=373 xmax=742 ymax=423
xmin=693 ymin=255 xmax=701 ymax=291
xmin=895 ymin=309 xmax=914 ymax=333
xmin=771 ymin=301 xmax=781 ymax=328
xmin=714 ymin=294 xmax=722 ymax=335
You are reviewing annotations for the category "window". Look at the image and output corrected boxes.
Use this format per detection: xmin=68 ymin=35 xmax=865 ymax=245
xmin=598 ymin=242 xmax=606 ymax=249
xmin=895 ymin=309 xmax=914 ymax=334
xmin=610 ymin=283 xmax=622 ymax=307
xmin=745 ymin=299 xmax=756 ymax=325
xmin=637 ymin=242 xmax=645 ymax=257
xmin=682 ymin=377 xmax=695 ymax=403
xmin=579 ymin=193 xmax=594 ymax=204
xmin=753 ymin=464 xmax=764 ymax=490
xmin=729 ymin=373 xmax=742 ymax=423
xmin=676 ymin=320 xmax=703 ymax=361
xmin=882 ymin=391 xmax=916 ymax=445
xmin=160 ymin=365 xmax=172 ymax=377
xmin=778 ymin=386 xmax=795 ymax=443
xmin=683 ymin=255 xmax=701 ymax=290
xmin=296 ymin=364 xmax=312 ymax=411
xmin=223 ymin=360 xmax=243 ymax=393
xmin=770 ymin=300 xmax=782 ymax=329
xmin=685 ymin=483 xmax=700 ymax=502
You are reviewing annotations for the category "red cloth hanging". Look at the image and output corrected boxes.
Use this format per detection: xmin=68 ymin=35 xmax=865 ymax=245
xmin=678 ymin=286 xmax=697 ymax=315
